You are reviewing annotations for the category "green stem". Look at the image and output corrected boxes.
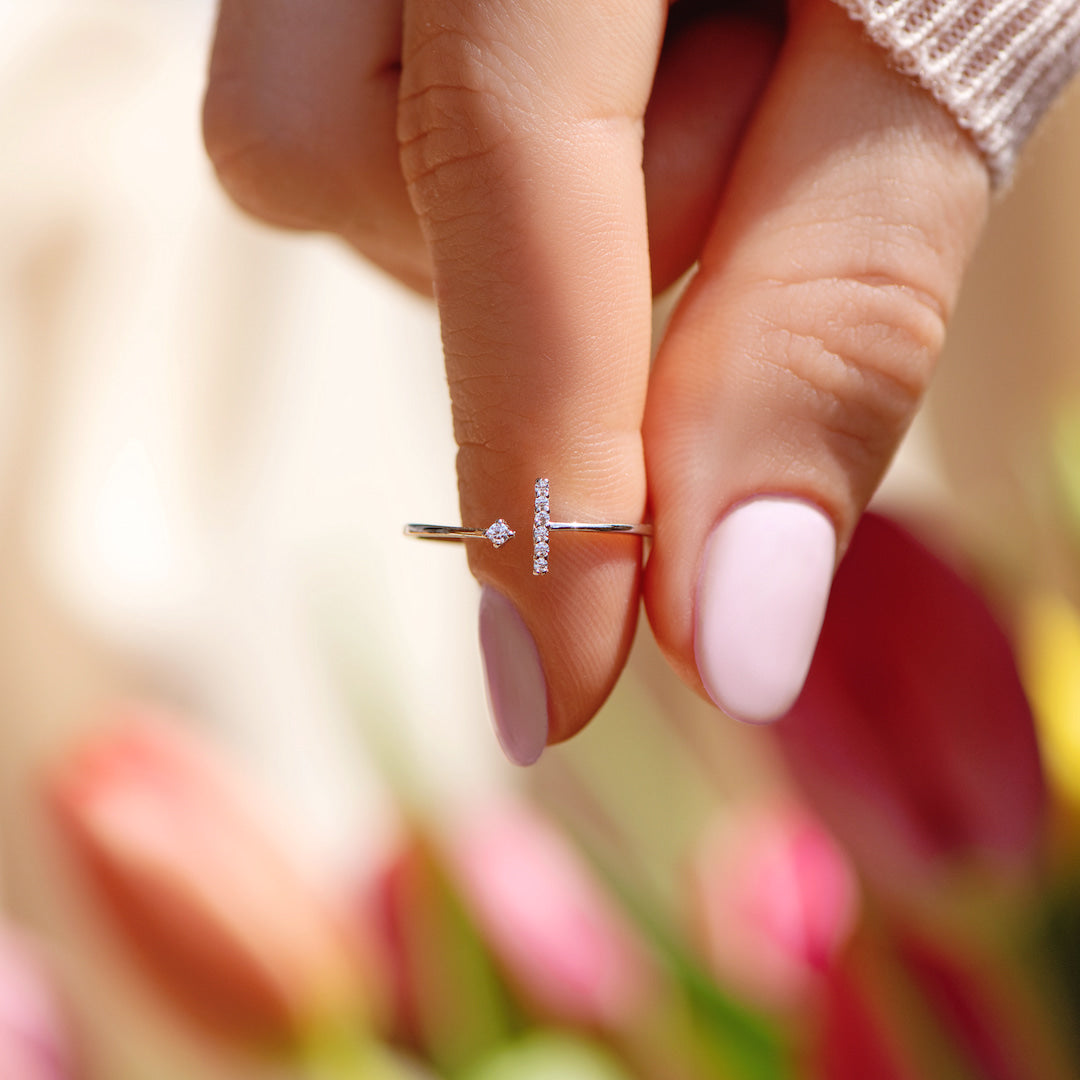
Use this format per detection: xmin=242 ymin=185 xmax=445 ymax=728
xmin=295 ymin=1021 xmax=415 ymax=1080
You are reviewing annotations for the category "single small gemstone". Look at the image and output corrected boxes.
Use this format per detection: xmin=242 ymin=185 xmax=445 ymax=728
xmin=484 ymin=519 xmax=515 ymax=548
xmin=533 ymin=557 xmax=548 ymax=575
xmin=535 ymin=541 xmax=549 ymax=556
xmin=535 ymin=513 xmax=548 ymax=528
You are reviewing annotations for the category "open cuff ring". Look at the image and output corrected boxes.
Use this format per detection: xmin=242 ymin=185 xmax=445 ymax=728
xmin=405 ymin=478 xmax=652 ymax=575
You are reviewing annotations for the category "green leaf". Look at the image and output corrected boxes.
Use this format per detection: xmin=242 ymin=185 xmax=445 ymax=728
xmin=296 ymin=1022 xmax=425 ymax=1080
xmin=462 ymin=1034 xmax=632 ymax=1080
xmin=395 ymin=836 xmax=518 ymax=1075
xmin=665 ymin=947 xmax=791 ymax=1080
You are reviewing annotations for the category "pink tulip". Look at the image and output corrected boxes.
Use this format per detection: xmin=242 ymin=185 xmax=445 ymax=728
xmin=445 ymin=802 xmax=651 ymax=1029
xmin=691 ymin=804 xmax=857 ymax=1009
xmin=0 ymin=929 xmax=74 ymax=1080
xmin=47 ymin=706 xmax=367 ymax=1046
xmin=775 ymin=513 xmax=1046 ymax=899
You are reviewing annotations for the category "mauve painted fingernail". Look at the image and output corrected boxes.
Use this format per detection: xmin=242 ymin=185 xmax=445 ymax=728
xmin=479 ymin=587 xmax=549 ymax=766
xmin=695 ymin=498 xmax=836 ymax=723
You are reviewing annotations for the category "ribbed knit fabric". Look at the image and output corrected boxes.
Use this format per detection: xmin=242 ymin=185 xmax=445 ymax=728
xmin=835 ymin=0 xmax=1080 ymax=185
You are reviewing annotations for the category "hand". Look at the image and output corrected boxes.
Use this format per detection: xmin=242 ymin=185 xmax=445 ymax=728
xmin=203 ymin=0 xmax=989 ymax=762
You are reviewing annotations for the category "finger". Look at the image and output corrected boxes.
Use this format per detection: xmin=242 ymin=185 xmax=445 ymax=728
xmin=643 ymin=6 xmax=782 ymax=294
xmin=643 ymin=0 xmax=990 ymax=722
xmin=398 ymin=0 xmax=666 ymax=762
xmin=202 ymin=0 xmax=433 ymax=292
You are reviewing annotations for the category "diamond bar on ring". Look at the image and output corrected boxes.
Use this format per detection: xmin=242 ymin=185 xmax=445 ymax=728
xmin=533 ymin=478 xmax=550 ymax=575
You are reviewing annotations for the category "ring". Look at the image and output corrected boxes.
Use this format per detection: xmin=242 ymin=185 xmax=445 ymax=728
xmin=405 ymin=478 xmax=651 ymax=576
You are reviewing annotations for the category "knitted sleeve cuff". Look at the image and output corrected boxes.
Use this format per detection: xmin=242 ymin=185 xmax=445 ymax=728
xmin=833 ymin=0 xmax=1080 ymax=185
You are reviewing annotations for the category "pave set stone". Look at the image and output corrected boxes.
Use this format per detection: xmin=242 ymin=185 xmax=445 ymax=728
xmin=533 ymin=478 xmax=550 ymax=575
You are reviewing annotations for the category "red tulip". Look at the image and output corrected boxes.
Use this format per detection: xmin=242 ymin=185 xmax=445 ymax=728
xmin=776 ymin=513 xmax=1046 ymax=899
xmin=445 ymin=802 xmax=651 ymax=1029
xmin=691 ymin=804 xmax=857 ymax=1009
xmin=896 ymin=931 xmax=1074 ymax=1080
xmin=813 ymin=931 xmax=1075 ymax=1080
xmin=47 ymin=706 xmax=367 ymax=1046
xmin=0 ymin=929 xmax=75 ymax=1080
xmin=814 ymin=962 xmax=919 ymax=1080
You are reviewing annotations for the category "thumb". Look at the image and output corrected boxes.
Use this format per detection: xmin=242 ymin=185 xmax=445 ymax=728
xmin=643 ymin=0 xmax=989 ymax=721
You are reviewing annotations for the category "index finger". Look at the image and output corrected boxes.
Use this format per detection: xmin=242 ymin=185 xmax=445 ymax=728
xmin=398 ymin=0 xmax=666 ymax=762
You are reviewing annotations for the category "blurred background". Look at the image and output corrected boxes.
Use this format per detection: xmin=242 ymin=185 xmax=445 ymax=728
xmin=2 ymin=2 xmax=1080 ymax=1078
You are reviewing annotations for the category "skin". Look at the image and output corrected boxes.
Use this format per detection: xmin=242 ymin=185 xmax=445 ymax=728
xmin=202 ymin=0 xmax=990 ymax=748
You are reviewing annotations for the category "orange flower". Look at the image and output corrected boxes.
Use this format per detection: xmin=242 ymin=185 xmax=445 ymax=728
xmin=47 ymin=706 xmax=368 ymax=1046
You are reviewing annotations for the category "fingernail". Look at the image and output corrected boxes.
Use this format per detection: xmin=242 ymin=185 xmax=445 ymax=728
xmin=695 ymin=498 xmax=836 ymax=723
xmin=478 ymin=587 xmax=549 ymax=765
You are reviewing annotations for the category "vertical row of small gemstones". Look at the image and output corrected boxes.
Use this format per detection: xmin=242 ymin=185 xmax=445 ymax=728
xmin=533 ymin=478 xmax=550 ymax=575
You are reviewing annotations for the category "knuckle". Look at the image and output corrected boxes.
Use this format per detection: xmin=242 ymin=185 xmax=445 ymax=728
xmin=396 ymin=3 xmax=657 ymax=233
xmin=750 ymin=270 xmax=948 ymax=469
xmin=398 ymin=21 xmax=533 ymax=225
xmin=398 ymin=88 xmax=513 ymax=228
xmin=203 ymin=76 xmax=352 ymax=232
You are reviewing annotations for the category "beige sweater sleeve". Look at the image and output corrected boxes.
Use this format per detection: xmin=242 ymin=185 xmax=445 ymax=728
xmin=834 ymin=0 xmax=1080 ymax=185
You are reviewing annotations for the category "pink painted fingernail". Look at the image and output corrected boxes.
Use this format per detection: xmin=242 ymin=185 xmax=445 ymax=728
xmin=695 ymin=498 xmax=836 ymax=723
xmin=479 ymin=588 xmax=549 ymax=766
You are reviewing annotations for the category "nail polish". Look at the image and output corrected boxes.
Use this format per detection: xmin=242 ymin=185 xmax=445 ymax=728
xmin=478 ymin=587 xmax=549 ymax=765
xmin=695 ymin=498 xmax=836 ymax=723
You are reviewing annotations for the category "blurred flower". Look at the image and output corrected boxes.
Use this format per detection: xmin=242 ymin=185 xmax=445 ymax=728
xmin=814 ymin=963 xmax=918 ymax=1080
xmin=1018 ymin=592 xmax=1080 ymax=812
xmin=366 ymin=830 xmax=511 ymax=1075
xmin=896 ymin=930 xmax=1076 ymax=1080
xmin=0 ymin=929 xmax=74 ymax=1080
xmin=691 ymin=804 xmax=857 ymax=1010
xmin=47 ymin=706 xmax=368 ymax=1048
xmin=445 ymin=801 xmax=652 ymax=1030
xmin=811 ymin=929 xmax=1071 ymax=1080
xmin=776 ymin=513 xmax=1046 ymax=899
